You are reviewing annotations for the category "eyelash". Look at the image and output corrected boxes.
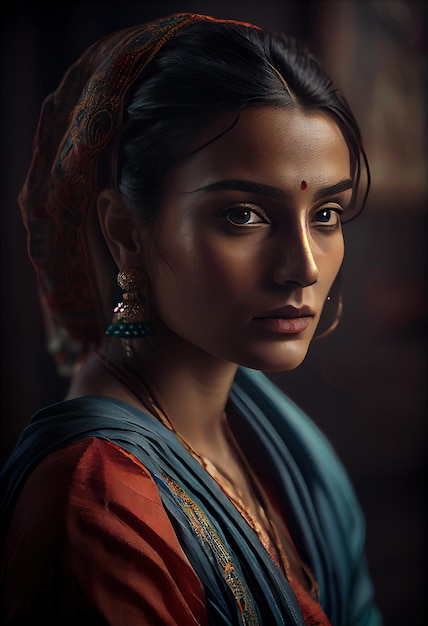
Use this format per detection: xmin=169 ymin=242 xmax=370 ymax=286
xmin=312 ymin=207 xmax=344 ymax=229
xmin=224 ymin=203 xmax=270 ymax=226
xmin=223 ymin=203 xmax=344 ymax=229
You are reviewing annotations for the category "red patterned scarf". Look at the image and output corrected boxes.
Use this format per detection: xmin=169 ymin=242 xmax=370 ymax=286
xmin=18 ymin=13 xmax=259 ymax=372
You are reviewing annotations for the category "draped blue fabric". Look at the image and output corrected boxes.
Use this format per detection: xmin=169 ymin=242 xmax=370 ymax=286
xmin=0 ymin=368 xmax=381 ymax=625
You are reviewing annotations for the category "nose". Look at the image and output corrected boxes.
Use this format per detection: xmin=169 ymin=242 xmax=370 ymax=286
xmin=272 ymin=223 xmax=319 ymax=287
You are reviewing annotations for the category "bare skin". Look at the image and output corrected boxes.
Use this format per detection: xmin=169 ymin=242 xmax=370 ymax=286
xmin=68 ymin=105 xmax=351 ymax=528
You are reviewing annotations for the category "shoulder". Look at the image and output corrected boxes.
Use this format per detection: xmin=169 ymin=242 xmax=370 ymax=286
xmin=2 ymin=437 xmax=207 ymax=624
xmin=233 ymin=367 xmax=365 ymax=537
xmin=3 ymin=437 xmax=160 ymax=542
xmin=234 ymin=367 xmax=345 ymax=468
xmin=12 ymin=436 xmax=164 ymax=528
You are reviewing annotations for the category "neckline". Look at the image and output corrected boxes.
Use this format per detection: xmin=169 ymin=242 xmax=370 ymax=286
xmin=93 ymin=347 xmax=319 ymax=596
xmin=94 ymin=348 xmax=284 ymax=558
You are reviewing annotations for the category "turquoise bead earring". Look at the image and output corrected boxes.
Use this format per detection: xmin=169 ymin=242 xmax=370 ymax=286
xmin=106 ymin=269 xmax=151 ymax=339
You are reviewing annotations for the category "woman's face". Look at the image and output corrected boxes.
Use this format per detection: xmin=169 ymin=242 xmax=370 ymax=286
xmin=145 ymin=106 xmax=351 ymax=372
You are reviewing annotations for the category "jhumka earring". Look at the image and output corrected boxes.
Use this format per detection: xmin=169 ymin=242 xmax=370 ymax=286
xmin=106 ymin=269 xmax=151 ymax=339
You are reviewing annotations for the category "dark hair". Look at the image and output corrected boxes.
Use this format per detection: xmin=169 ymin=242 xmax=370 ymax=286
xmin=116 ymin=21 xmax=369 ymax=223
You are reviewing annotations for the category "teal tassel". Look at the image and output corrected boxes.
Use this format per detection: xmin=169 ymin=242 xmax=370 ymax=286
xmin=105 ymin=321 xmax=151 ymax=338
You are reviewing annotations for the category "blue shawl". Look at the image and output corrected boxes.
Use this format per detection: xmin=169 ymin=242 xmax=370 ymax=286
xmin=0 ymin=368 xmax=381 ymax=625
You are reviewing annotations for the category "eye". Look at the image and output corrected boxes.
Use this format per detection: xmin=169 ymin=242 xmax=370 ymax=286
xmin=225 ymin=203 xmax=270 ymax=226
xmin=312 ymin=207 xmax=342 ymax=228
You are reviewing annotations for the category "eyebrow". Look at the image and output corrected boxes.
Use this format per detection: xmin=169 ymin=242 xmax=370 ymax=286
xmin=184 ymin=178 xmax=353 ymax=202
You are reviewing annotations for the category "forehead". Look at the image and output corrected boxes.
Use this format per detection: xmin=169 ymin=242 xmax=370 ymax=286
xmin=165 ymin=106 xmax=351 ymax=193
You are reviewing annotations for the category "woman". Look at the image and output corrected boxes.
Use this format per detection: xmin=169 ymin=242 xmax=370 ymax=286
xmin=0 ymin=12 xmax=381 ymax=626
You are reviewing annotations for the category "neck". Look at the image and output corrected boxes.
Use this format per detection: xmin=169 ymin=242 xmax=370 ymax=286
xmin=99 ymin=332 xmax=238 ymax=454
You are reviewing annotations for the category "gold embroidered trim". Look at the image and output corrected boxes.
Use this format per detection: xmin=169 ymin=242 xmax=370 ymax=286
xmin=163 ymin=475 xmax=259 ymax=625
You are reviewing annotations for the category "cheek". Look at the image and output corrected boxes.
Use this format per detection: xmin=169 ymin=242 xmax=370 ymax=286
xmin=319 ymin=236 xmax=344 ymax=295
xmin=159 ymin=231 xmax=257 ymax=295
xmin=148 ymin=236 xmax=246 ymax=319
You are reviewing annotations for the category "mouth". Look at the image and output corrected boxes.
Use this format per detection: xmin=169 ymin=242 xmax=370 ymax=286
xmin=252 ymin=305 xmax=315 ymax=335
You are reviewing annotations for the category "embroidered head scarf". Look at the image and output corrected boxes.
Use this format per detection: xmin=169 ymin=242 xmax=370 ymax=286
xmin=18 ymin=13 xmax=260 ymax=373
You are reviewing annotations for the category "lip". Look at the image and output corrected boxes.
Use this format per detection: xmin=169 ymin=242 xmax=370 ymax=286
xmin=254 ymin=304 xmax=315 ymax=319
xmin=252 ymin=305 xmax=315 ymax=334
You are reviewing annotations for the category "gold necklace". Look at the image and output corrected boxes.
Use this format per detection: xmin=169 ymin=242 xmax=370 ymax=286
xmin=94 ymin=348 xmax=286 ymax=569
xmin=95 ymin=349 xmax=322 ymax=601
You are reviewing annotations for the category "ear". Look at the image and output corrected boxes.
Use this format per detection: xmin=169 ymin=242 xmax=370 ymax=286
xmin=97 ymin=189 xmax=145 ymax=268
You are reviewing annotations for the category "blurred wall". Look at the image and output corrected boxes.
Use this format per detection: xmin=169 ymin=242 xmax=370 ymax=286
xmin=1 ymin=2 xmax=427 ymax=624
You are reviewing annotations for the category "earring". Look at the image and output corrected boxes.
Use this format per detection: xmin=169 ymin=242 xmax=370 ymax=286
xmin=314 ymin=291 xmax=343 ymax=339
xmin=314 ymin=271 xmax=343 ymax=339
xmin=106 ymin=269 xmax=151 ymax=338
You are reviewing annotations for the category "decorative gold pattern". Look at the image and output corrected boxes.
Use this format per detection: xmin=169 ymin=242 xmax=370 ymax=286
xmin=95 ymin=351 xmax=320 ymax=604
xmin=163 ymin=475 xmax=259 ymax=626
xmin=112 ymin=300 xmax=148 ymax=324
xmin=111 ymin=268 xmax=148 ymax=324
xmin=200 ymin=455 xmax=282 ymax=566
xmin=117 ymin=269 xmax=145 ymax=292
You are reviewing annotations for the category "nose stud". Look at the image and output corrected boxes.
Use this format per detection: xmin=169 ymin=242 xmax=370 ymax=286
xmin=300 ymin=180 xmax=307 ymax=190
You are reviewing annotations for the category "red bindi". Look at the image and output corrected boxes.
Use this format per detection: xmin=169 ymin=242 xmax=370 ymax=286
xmin=300 ymin=180 xmax=307 ymax=190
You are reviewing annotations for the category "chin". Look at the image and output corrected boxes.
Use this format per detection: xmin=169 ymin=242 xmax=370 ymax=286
xmin=238 ymin=340 xmax=311 ymax=373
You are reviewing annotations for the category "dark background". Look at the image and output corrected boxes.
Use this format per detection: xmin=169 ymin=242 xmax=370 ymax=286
xmin=1 ymin=2 xmax=427 ymax=624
